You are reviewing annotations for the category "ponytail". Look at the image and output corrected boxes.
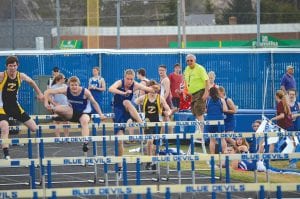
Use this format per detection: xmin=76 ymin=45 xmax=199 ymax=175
xmin=276 ymin=90 xmax=291 ymax=116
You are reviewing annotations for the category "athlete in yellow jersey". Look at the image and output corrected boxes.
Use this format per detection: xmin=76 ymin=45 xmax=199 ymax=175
xmin=135 ymin=80 xmax=172 ymax=170
xmin=0 ymin=56 xmax=44 ymax=159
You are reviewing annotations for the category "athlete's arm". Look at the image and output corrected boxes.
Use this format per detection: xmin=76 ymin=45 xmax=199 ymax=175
xmin=225 ymin=98 xmax=237 ymax=114
xmin=20 ymin=73 xmax=44 ymax=100
xmin=44 ymin=87 xmax=67 ymax=110
xmin=109 ymin=80 xmax=129 ymax=95
xmin=134 ymin=81 xmax=154 ymax=93
xmin=0 ymin=72 xmax=5 ymax=83
xmin=98 ymin=78 xmax=106 ymax=91
xmin=161 ymin=78 xmax=171 ymax=100
xmin=134 ymin=95 xmax=146 ymax=105
xmin=221 ymin=98 xmax=228 ymax=113
xmin=85 ymin=89 xmax=106 ymax=120
xmin=160 ymin=96 xmax=172 ymax=116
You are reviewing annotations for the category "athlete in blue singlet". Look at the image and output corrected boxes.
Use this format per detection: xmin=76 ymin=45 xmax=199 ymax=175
xmin=206 ymin=87 xmax=227 ymax=154
xmin=109 ymin=69 xmax=154 ymax=172
xmin=88 ymin=67 xmax=106 ymax=114
xmin=44 ymin=76 xmax=106 ymax=153
xmin=287 ymin=89 xmax=300 ymax=169
xmin=218 ymin=86 xmax=237 ymax=146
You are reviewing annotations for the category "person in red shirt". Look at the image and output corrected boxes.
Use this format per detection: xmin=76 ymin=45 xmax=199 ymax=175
xmin=270 ymin=90 xmax=293 ymax=130
xmin=168 ymin=63 xmax=183 ymax=109
xmin=179 ymin=80 xmax=192 ymax=111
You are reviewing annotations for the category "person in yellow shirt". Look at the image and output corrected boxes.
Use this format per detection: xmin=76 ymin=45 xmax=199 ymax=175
xmin=183 ymin=54 xmax=209 ymax=134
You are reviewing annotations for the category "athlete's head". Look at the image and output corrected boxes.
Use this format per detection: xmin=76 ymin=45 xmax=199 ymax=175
xmin=92 ymin=66 xmax=100 ymax=76
xmin=68 ymin=76 xmax=81 ymax=92
xmin=208 ymin=71 xmax=216 ymax=84
xmin=137 ymin=68 xmax=146 ymax=80
xmin=148 ymin=80 xmax=160 ymax=93
xmin=186 ymin=54 xmax=196 ymax=68
xmin=173 ymin=63 xmax=181 ymax=74
xmin=6 ymin=56 xmax=19 ymax=73
xmin=287 ymin=88 xmax=297 ymax=103
xmin=158 ymin=65 xmax=167 ymax=77
xmin=209 ymin=86 xmax=219 ymax=101
xmin=218 ymin=86 xmax=226 ymax=98
xmin=124 ymin=69 xmax=135 ymax=87
xmin=52 ymin=73 xmax=65 ymax=86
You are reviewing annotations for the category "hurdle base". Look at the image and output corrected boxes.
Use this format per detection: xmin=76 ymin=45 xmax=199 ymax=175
xmin=0 ymin=182 xmax=30 ymax=186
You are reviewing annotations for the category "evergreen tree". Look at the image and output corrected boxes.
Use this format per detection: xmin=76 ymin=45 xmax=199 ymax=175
xmin=204 ymin=0 xmax=214 ymax=14
xmin=260 ymin=0 xmax=300 ymax=23
xmin=217 ymin=0 xmax=256 ymax=24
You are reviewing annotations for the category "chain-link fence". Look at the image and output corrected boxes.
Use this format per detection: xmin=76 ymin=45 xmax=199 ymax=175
xmin=0 ymin=0 xmax=299 ymax=50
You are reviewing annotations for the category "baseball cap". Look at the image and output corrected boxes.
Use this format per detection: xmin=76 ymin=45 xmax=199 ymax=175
xmin=52 ymin=67 xmax=59 ymax=72
xmin=286 ymin=65 xmax=294 ymax=70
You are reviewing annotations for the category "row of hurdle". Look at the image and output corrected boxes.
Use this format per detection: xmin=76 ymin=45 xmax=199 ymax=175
xmin=0 ymin=117 xmax=300 ymax=199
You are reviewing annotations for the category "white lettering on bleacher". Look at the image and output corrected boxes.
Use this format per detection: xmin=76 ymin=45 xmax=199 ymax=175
xmin=63 ymin=157 xmax=112 ymax=165
xmin=54 ymin=137 xmax=92 ymax=143
xmin=276 ymin=131 xmax=300 ymax=137
xmin=0 ymin=192 xmax=18 ymax=198
xmin=176 ymin=121 xmax=198 ymax=126
xmin=152 ymin=155 xmax=200 ymax=163
xmin=262 ymin=153 xmax=289 ymax=160
xmin=128 ymin=134 xmax=166 ymax=141
xmin=241 ymin=153 xmax=289 ymax=161
xmin=72 ymin=187 xmax=132 ymax=196
xmin=185 ymin=184 xmax=245 ymax=193
xmin=203 ymin=133 xmax=243 ymax=139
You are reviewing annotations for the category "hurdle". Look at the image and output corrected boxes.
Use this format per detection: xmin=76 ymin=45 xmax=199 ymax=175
xmin=37 ymin=125 xmax=111 ymax=187
xmin=0 ymin=182 xmax=299 ymax=198
xmin=40 ymin=152 xmax=300 ymax=198
xmin=1 ymin=131 xmax=300 ymax=198
xmin=0 ymin=182 xmax=299 ymax=199
xmin=0 ymin=136 xmax=39 ymax=187
xmin=4 ymin=120 xmax=300 ymax=186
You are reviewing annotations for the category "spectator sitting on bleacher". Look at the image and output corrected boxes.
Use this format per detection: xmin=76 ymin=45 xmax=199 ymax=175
xmin=247 ymin=120 xmax=261 ymax=153
xmin=233 ymin=137 xmax=249 ymax=152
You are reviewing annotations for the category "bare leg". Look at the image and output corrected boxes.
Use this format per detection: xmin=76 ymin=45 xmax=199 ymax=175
xmin=53 ymin=105 xmax=73 ymax=121
xmin=147 ymin=140 xmax=153 ymax=156
xmin=117 ymin=130 xmax=124 ymax=168
xmin=196 ymin=114 xmax=204 ymax=133
xmin=123 ymin=100 xmax=142 ymax=123
xmin=23 ymin=119 xmax=37 ymax=132
xmin=79 ymin=114 xmax=90 ymax=136
xmin=0 ymin=120 xmax=9 ymax=149
xmin=127 ymin=119 xmax=135 ymax=135
xmin=209 ymin=138 xmax=216 ymax=154
xmin=221 ymin=138 xmax=227 ymax=153
xmin=54 ymin=121 xmax=60 ymax=137
xmin=63 ymin=121 xmax=70 ymax=137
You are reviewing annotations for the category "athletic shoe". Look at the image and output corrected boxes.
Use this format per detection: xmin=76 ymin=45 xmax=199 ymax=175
xmin=3 ymin=148 xmax=10 ymax=160
xmin=145 ymin=162 xmax=151 ymax=170
xmin=82 ymin=143 xmax=89 ymax=152
xmin=287 ymin=163 xmax=297 ymax=169
xmin=151 ymin=163 xmax=157 ymax=171
xmin=118 ymin=167 xmax=122 ymax=180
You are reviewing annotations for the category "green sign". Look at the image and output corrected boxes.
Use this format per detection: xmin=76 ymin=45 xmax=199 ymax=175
xmin=59 ymin=40 xmax=83 ymax=49
xmin=169 ymin=34 xmax=300 ymax=48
